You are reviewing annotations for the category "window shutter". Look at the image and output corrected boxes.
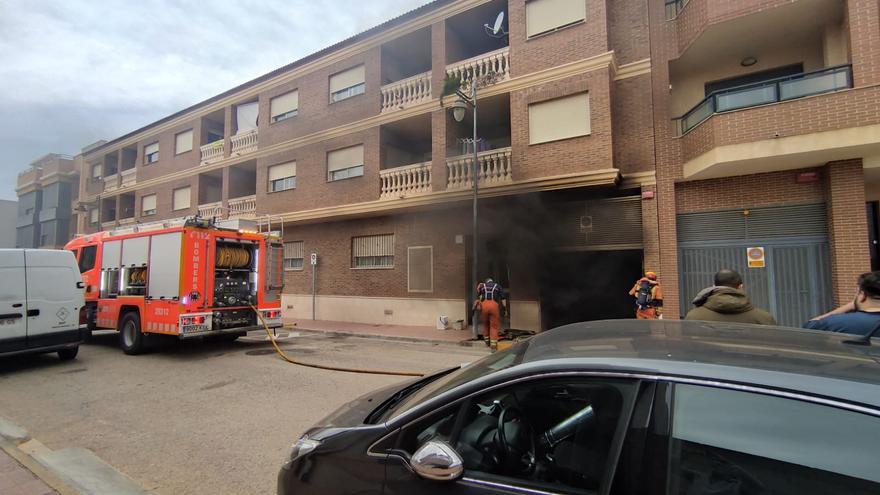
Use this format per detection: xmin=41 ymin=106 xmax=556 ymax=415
xmin=526 ymin=0 xmax=586 ymax=37
xmin=329 ymin=65 xmax=365 ymax=93
xmin=172 ymin=187 xmax=191 ymax=210
xmin=144 ymin=142 xmax=159 ymax=155
xmin=327 ymin=144 xmax=364 ymax=172
xmin=529 ymin=93 xmax=591 ymax=144
xmin=141 ymin=194 xmax=157 ymax=212
xmin=408 ymin=246 xmax=433 ymax=292
xmin=90 ymin=208 xmax=99 ymax=223
xmin=268 ymin=161 xmax=296 ymax=181
xmin=91 ymin=163 xmax=101 ymax=178
xmin=352 ymin=234 xmax=394 ymax=257
xmin=175 ymin=130 xmax=193 ymax=154
xmin=270 ymin=90 xmax=298 ymax=118
xmin=284 ymin=241 xmax=304 ymax=259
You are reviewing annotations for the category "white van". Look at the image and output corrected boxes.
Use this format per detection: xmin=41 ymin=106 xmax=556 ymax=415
xmin=0 ymin=249 xmax=86 ymax=360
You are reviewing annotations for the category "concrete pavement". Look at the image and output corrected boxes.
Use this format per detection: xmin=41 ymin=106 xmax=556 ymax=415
xmin=0 ymin=329 xmax=489 ymax=494
xmin=0 ymin=447 xmax=57 ymax=495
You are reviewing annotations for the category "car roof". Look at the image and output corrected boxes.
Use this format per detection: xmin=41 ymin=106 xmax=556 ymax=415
xmin=514 ymin=319 xmax=880 ymax=409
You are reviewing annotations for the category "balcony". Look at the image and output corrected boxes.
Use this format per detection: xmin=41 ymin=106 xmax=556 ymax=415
xmin=380 ymin=71 xmax=432 ymax=113
xmin=674 ymin=65 xmax=852 ymax=136
xmin=446 ymin=47 xmax=510 ymax=89
xmin=446 ymin=147 xmax=513 ymax=190
xmin=120 ymin=168 xmax=137 ymax=189
xmin=380 ymin=162 xmax=432 ymax=199
xmin=200 ymin=140 xmax=224 ymax=164
xmin=228 ymin=195 xmax=256 ymax=219
xmin=230 ymin=129 xmax=258 ymax=156
xmin=198 ymin=201 xmax=225 ymax=219
xmin=103 ymin=173 xmax=119 ymax=193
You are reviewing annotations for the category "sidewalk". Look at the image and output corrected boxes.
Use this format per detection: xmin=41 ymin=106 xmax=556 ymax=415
xmin=284 ymin=318 xmax=480 ymax=346
xmin=0 ymin=449 xmax=56 ymax=495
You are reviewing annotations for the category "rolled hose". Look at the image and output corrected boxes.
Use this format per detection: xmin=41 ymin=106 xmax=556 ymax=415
xmin=251 ymin=306 xmax=425 ymax=377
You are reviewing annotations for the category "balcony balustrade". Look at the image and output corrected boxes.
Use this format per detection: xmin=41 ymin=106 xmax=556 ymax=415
xmin=445 ymin=47 xmax=510 ymax=89
xmin=228 ymin=195 xmax=257 ymax=219
xmin=120 ymin=168 xmax=136 ymax=188
xmin=197 ymin=201 xmax=225 ymax=219
xmin=379 ymin=161 xmax=432 ymax=199
xmin=380 ymin=71 xmax=432 ymax=113
xmin=230 ymin=129 xmax=258 ymax=156
xmin=446 ymin=147 xmax=512 ymax=190
xmin=200 ymin=140 xmax=225 ymax=164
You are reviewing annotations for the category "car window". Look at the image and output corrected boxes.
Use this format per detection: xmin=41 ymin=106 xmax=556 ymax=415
xmin=78 ymin=245 xmax=97 ymax=273
xmin=390 ymin=341 xmax=530 ymax=419
xmin=669 ymin=384 xmax=880 ymax=494
xmin=397 ymin=377 xmax=636 ymax=494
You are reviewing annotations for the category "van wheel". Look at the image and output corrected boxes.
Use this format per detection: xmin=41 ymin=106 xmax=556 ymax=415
xmin=119 ymin=312 xmax=146 ymax=355
xmin=58 ymin=346 xmax=79 ymax=361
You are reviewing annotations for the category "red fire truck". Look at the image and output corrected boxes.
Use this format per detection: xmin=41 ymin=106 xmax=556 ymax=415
xmin=64 ymin=217 xmax=283 ymax=354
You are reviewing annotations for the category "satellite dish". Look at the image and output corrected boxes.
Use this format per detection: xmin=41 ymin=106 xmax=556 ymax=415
xmin=483 ymin=11 xmax=508 ymax=38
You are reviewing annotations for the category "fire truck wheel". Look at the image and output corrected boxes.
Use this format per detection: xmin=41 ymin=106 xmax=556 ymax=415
xmin=119 ymin=312 xmax=147 ymax=355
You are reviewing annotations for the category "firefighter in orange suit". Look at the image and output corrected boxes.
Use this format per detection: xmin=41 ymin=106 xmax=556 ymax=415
xmin=629 ymin=271 xmax=663 ymax=319
xmin=474 ymin=278 xmax=506 ymax=350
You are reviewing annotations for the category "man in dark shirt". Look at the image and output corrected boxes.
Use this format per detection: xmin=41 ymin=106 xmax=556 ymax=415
xmin=803 ymin=271 xmax=880 ymax=335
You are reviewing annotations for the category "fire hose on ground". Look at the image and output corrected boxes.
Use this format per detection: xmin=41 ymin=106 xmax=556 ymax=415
xmin=251 ymin=305 xmax=425 ymax=377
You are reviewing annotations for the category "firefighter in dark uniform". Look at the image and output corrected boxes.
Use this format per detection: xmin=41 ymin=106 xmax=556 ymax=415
xmin=474 ymin=278 xmax=507 ymax=350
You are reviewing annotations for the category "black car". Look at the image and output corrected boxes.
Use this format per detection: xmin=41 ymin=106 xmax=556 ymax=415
xmin=278 ymin=320 xmax=880 ymax=495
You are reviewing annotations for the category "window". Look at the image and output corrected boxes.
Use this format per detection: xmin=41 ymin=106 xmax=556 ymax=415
xmin=89 ymin=208 xmax=99 ymax=224
xmin=172 ymin=186 xmax=191 ymax=211
xmin=236 ymin=101 xmax=259 ymax=133
xmin=352 ymin=234 xmax=393 ymax=268
xmin=395 ymin=377 xmax=635 ymax=494
xmin=144 ymin=142 xmax=159 ymax=164
xmin=327 ymin=144 xmax=364 ymax=181
xmin=91 ymin=163 xmax=102 ymax=179
xmin=270 ymin=90 xmax=299 ymax=123
xmin=407 ymin=246 xmax=433 ymax=292
xmin=78 ymin=245 xmax=97 ymax=273
xmin=329 ymin=65 xmax=366 ymax=103
xmin=268 ymin=161 xmax=297 ymax=192
xmin=526 ymin=0 xmax=586 ymax=38
xmin=528 ymin=92 xmax=591 ymax=144
xmin=141 ymin=194 xmax=157 ymax=216
xmin=175 ymin=129 xmax=193 ymax=155
xmin=669 ymin=384 xmax=880 ymax=494
xmin=283 ymin=241 xmax=304 ymax=271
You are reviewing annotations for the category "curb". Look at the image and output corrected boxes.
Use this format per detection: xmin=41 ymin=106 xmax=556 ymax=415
xmin=285 ymin=326 xmax=487 ymax=348
xmin=0 ymin=417 xmax=149 ymax=495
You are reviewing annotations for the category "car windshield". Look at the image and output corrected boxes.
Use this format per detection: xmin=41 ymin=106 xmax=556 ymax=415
xmin=388 ymin=339 xmax=531 ymax=420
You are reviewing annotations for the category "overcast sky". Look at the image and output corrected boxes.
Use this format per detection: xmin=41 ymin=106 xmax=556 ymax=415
xmin=0 ymin=0 xmax=427 ymax=200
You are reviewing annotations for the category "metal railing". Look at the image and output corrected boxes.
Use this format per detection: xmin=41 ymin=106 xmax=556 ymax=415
xmin=445 ymin=47 xmax=510 ymax=89
xmin=200 ymin=140 xmax=225 ymax=164
xmin=673 ymin=65 xmax=853 ymax=136
xmin=380 ymin=71 xmax=432 ymax=112
xmin=379 ymin=161 xmax=432 ymax=199
xmin=446 ymin=147 xmax=512 ymax=190
xmin=665 ymin=0 xmax=689 ymax=19
xmin=230 ymin=129 xmax=258 ymax=156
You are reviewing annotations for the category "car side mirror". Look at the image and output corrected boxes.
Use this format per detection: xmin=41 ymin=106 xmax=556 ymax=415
xmin=410 ymin=440 xmax=464 ymax=481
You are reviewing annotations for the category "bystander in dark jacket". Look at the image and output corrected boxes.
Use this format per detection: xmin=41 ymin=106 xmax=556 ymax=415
xmin=685 ymin=269 xmax=777 ymax=325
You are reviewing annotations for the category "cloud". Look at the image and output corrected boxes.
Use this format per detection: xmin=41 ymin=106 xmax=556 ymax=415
xmin=0 ymin=0 xmax=428 ymax=200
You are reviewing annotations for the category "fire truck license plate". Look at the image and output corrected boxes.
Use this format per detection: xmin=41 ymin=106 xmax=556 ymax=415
xmin=189 ymin=324 xmax=209 ymax=333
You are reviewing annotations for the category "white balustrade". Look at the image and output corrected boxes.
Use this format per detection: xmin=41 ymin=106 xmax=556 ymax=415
xmin=120 ymin=168 xmax=136 ymax=188
xmin=118 ymin=217 xmax=135 ymax=226
xmin=200 ymin=140 xmax=225 ymax=164
xmin=230 ymin=129 xmax=258 ymax=156
xmin=445 ymin=47 xmax=510 ymax=88
xmin=380 ymin=71 xmax=432 ymax=112
xmin=379 ymin=162 xmax=432 ymax=199
xmin=228 ymin=195 xmax=257 ymax=218
xmin=198 ymin=201 xmax=225 ymax=219
xmin=103 ymin=173 xmax=119 ymax=192
xmin=446 ymin=147 xmax=513 ymax=190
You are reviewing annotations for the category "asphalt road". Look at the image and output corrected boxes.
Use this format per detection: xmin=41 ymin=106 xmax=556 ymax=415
xmin=0 ymin=330 xmax=489 ymax=494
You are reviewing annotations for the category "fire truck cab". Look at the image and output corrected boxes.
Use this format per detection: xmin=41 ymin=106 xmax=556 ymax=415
xmin=65 ymin=217 xmax=283 ymax=354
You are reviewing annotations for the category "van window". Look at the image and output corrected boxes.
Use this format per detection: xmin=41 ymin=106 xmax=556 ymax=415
xmin=78 ymin=245 xmax=97 ymax=273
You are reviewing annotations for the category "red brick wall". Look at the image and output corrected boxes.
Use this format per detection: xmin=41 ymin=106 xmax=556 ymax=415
xmin=825 ymin=159 xmax=870 ymax=305
xmin=607 ymin=0 xmax=651 ymax=64
xmin=847 ymin=0 xmax=880 ymax=86
xmin=612 ymin=74 xmax=655 ymax=174
xmin=676 ymin=168 xmax=826 ymax=213
xmin=676 ymin=0 xmax=794 ymax=56
xmin=281 ymin=207 xmax=467 ymax=300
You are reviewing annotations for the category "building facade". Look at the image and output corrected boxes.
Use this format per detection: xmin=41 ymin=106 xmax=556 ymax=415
xmin=70 ymin=0 xmax=878 ymax=330
xmin=0 ymin=200 xmax=17 ymax=248
xmin=15 ymin=154 xmax=80 ymax=249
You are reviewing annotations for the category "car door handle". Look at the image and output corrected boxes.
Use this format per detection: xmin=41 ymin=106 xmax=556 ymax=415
xmin=11 ymin=303 xmax=22 ymax=308
xmin=77 ymin=282 xmax=85 ymax=289
xmin=27 ymin=309 xmax=40 ymax=317
xmin=0 ymin=313 xmax=22 ymax=320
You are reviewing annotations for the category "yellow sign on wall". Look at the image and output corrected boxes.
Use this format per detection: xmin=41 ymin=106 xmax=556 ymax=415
xmin=747 ymin=247 xmax=766 ymax=268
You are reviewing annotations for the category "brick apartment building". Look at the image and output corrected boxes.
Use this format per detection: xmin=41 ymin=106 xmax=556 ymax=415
xmin=59 ymin=0 xmax=878 ymax=330
xmin=14 ymin=153 xmax=80 ymax=249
